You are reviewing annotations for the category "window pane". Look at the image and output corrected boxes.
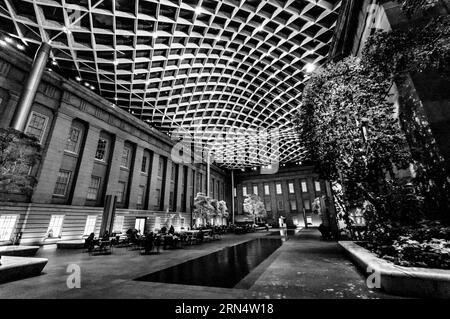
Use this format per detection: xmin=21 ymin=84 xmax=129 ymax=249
xmin=141 ymin=155 xmax=147 ymax=172
xmin=253 ymin=185 xmax=258 ymax=195
xmin=288 ymin=182 xmax=295 ymax=193
xmin=117 ymin=181 xmax=126 ymax=203
xmin=137 ymin=186 xmax=145 ymax=205
xmin=290 ymin=200 xmax=297 ymax=211
xmin=25 ymin=112 xmax=47 ymax=142
xmin=47 ymin=215 xmax=64 ymax=238
xmin=113 ymin=216 xmax=124 ymax=233
xmin=95 ymin=138 xmax=107 ymax=161
xmin=276 ymin=183 xmax=282 ymax=194
xmin=65 ymin=127 xmax=81 ymax=153
xmin=315 ymin=181 xmax=321 ymax=192
xmin=264 ymin=184 xmax=270 ymax=195
xmin=242 ymin=186 xmax=247 ymax=196
xmin=301 ymin=181 xmax=308 ymax=192
xmin=121 ymin=148 xmax=130 ymax=168
xmin=53 ymin=170 xmax=71 ymax=196
xmin=83 ymin=215 xmax=97 ymax=235
xmin=87 ymin=176 xmax=101 ymax=200
xmin=0 ymin=215 xmax=18 ymax=241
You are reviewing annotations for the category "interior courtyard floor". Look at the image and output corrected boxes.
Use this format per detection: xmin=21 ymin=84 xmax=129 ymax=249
xmin=0 ymin=228 xmax=402 ymax=299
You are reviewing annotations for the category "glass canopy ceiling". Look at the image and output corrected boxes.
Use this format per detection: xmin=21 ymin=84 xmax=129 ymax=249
xmin=0 ymin=0 xmax=342 ymax=168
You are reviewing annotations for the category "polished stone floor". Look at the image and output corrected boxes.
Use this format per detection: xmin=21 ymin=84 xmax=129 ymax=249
xmin=0 ymin=228 xmax=401 ymax=299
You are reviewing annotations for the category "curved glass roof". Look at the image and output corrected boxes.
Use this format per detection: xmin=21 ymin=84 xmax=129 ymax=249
xmin=0 ymin=0 xmax=341 ymax=168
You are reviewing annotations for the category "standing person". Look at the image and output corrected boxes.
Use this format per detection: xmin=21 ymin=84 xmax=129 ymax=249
xmin=169 ymin=225 xmax=175 ymax=235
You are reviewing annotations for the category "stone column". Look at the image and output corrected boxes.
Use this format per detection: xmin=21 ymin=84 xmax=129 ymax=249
xmin=148 ymin=152 xmax=160 ymax=210
xmin=11 ymin=42 xmax=51 ymax=131
xmin=32 ymin=112 xmax=72 ymax=203
xmin=162 ymin=158 xmax=172 ymax=211
xmin=175 ymin=164 xmax=184 ymax=212
xmin=186 ymin=167 xmax=193 ymax=215
xmin=128 ymin=145 xmax=144 ymax=209
xmin=104 ymin=135 xmax=125 ymax=198
xmin=71 ymin=125 xmax=101 ymax=206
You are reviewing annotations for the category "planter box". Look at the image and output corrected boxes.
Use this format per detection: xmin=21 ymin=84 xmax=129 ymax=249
xmin=0 ymin=246 xmax=40 ymax=257
xmin=339 ymin=241 xmax=450 ymax=298
xmin=0 ymin=256 xmax=48 ymax=284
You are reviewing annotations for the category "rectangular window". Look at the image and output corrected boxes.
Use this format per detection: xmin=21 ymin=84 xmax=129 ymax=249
xmin=253 ymin=185 xmax=258 ymax=195
xmin=264 ymin=184 xmax=270 ymax=195
xmin=154 ymin=216 xmax=161 ymax=230
xmin=95 ymin=138 xmax=108 ymax=161
xmin=155 ymin=189 xmax=161 ymax=206
xmin=65 ymin=127 xmax=82 ymax=154
xmin=47 ymin=215 xmax=64 ymax=238
xmin=277 ymin=200 xmax=284 ymax=211
xmin=83 ymin=215 xmax=97 ymax=235
xmin=171 ymin=165 xmax=176 ymax=181
xmin=158 ymin=157 xmax=164 ymax=177
xmin=25 ymin=111 xmax=48 ymax=143
xmin=86 ymin=176 xmax=101 ymax=200
xmin=301 ymin=180 xmax=308 ymax=193
xmin=137 ymin=186 xmax=145 ymax=205
xmin=113 ymin=215 xmax=124 ymax=233
xmin=290 ymin=200 xmax=297 ymax=211
xmin=233 ymin=187 xmax=236 ymax=197
xmin=276 ymin=183 xmax=282 ymax=194
xmin=288 ymin=182 xmax=295 ymax=194
xmin=0 ymin=215 xmax=18 ymax=241
xmin=141 ymin=155 xmax=148 ymax=173
xmin=121 ymin=147 xmax=130 ymax=168
xmin=242 ymin=186 xmax=247 ymax=196
xmin=117 ymin=181 xmax=126 ymax=203
xmin=304 ymin=199 xmax=311 ymax=210
xmin=315 ymin=181 xmax=321 ymax=192
xmin=265 ymin=201 xmax=272 ymax=212
xmin=180 ymin=217 xmax=185 ymax=229
xmin=53 ymin=170 xmax=71 ymax=196
xmin=135 ymin=218 xmax=146 ymax=234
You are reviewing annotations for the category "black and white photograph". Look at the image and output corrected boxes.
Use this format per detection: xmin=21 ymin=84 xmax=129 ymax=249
xmin=0 ymin=0 xmax=449 ymax=309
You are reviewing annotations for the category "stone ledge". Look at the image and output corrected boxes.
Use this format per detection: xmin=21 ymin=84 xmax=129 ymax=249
xmin=57 ymin=240 xmax=85 ymax=249
xmin=339 ymin=241 xmax=450 ymax=298
xmin=0 ymin=246 xmax=40 ymax=257
xmin=0 ymin=256 xmax=48 ymax=284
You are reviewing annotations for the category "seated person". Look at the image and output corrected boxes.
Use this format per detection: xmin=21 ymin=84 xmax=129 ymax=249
xmin=197 ymin=229 xmax=204 ymax=243
xmin=318 ymin=223 xmax=332 ymax=240
xmin=84 ymin=233 xmax=96 ymax=252
xmin=169 ymin=225 xmax=175 ymax=235
xmin=143 ymin=232 xmax=154 ymax=254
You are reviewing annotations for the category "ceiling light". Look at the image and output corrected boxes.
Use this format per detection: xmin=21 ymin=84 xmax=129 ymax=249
xmin=4 ymin=37 xmax=13 ymax=43
xmin=113 ymin=60 xmax=119 ymax=66
xmin=0 ymin=40 xmax=6 ymax=46
xmin=255 ymin=25 xmax=264 ymax=32
xmin=305 ymin=63 xmax=316 ymax=73
xmin=151 ymin=32 xmax=158 ymax=39
xmin=16 ymin=44 xmax=25 ymax=50
xmin=114 ymin=97 xmax=118 ymax=101
xmin=90 ymin=85 xmax=95 ymax=90
xmin=51 ymin=60 xmax=57 ymax=65
xmin=195 ymin=6 xmax=204 ymax=15
xmin=75 ymin=76 xmax=81 ymax=81
xmin=62 ymin=27 xmax=70 ymax=34
xmin=84 ymin=82 xmax=90 ymax=87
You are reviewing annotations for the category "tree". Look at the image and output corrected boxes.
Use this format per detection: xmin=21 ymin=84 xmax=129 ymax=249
xmin=218 ymin=200 xmax=229 ymax=218
xmin=0 ymin=128 xmax=41 ymax=199
xmin=193 ymin=193 xmax=214 ymax=223
xmin=243 ymin=194 xmax=267 ymax=222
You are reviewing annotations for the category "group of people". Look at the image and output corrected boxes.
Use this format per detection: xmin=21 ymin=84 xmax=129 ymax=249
xmin=84 ymin=230 xmax=112 ymax=252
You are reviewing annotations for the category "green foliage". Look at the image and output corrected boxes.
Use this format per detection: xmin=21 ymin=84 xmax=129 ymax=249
xmin=193 ymin=192 xmax=214 ymax=220
xmin=397 ymin=0 xmax=445 ymax=17
xmin=0 ymin=128 xmax=41 ymax=197
xmin=243 ymin=194 xmax=267 ymax=219
xmin=296 ymin=57 xmax=411 ymax=214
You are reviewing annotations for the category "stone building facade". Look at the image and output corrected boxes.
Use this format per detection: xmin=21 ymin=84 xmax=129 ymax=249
xmin=0 ymin=48 xmax=230 ymax=245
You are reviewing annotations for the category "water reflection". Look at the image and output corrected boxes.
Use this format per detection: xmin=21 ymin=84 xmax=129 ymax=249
xmin=135 ymin=238 xmax=282 ymax=288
